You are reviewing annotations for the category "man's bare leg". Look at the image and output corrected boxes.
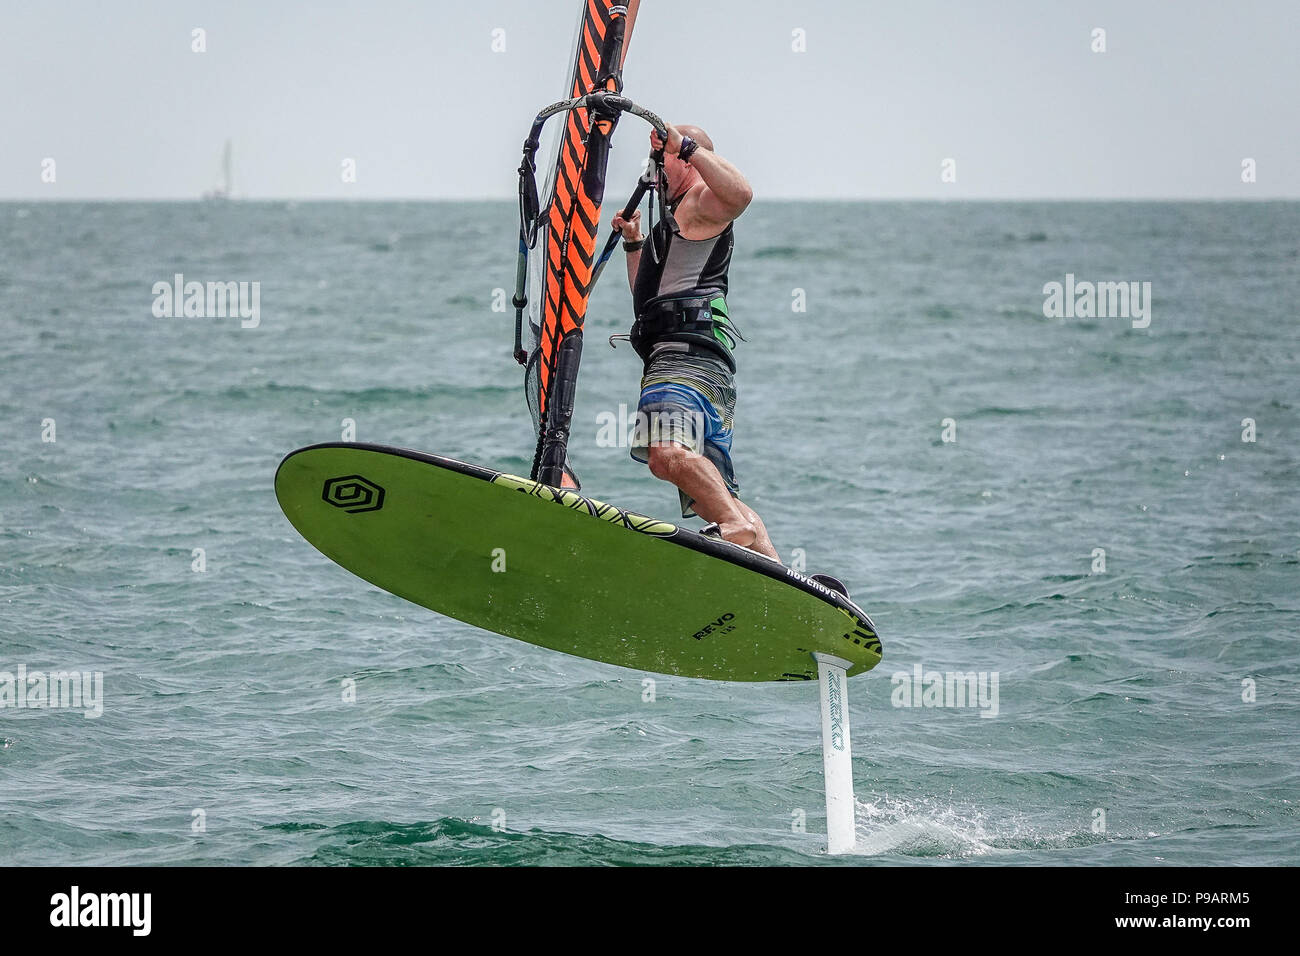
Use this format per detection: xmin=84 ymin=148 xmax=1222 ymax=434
xmin=646 ymin=441 xmax=780 ymax=561
xmin=732 ymin=498 xmax=777 ymax=562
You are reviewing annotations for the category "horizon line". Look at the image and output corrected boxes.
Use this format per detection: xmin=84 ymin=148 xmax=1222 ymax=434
xmin=3 ymin=195 xmax=1297 ymax=204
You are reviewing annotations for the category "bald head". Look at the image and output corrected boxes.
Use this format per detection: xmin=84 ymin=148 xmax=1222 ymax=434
xmin=675 ymin=125 xmax=714 ymax=151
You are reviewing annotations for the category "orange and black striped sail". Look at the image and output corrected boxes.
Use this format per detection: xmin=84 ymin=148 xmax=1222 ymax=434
xmin=517 ymin=1 xmax=639 ymax=488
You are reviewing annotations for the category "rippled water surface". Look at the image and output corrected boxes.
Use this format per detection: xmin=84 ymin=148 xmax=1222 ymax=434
xmin=1 ymin=200 xmax=1297 ymax=864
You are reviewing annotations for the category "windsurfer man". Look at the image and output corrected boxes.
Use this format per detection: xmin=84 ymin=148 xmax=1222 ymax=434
xmin=612 ymin=124 xmax=778 ymax=561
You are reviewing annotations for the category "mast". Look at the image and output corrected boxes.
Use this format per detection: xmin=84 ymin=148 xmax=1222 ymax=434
xmin=221 ymin=139 xmax=232 ymax=198
xmin=515 ymin=1 xmax=643 ymax=489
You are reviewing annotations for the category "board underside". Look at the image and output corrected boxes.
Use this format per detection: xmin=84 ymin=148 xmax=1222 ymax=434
xmin=275 ymin=443 xmax=881 ymax=682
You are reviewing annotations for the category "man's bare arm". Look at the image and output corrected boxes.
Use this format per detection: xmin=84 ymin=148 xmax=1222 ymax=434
xmin=611 ymin=208 xmax=643 ymax=292
xmin=690 ymin=147 xmax=753 ymax=223
xmin=625 ymin=246 xmax=641 ymax=290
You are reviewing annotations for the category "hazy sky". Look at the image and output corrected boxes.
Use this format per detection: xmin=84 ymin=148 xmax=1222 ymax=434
xmin=3 ymin=0 xmax=1297 ymax=200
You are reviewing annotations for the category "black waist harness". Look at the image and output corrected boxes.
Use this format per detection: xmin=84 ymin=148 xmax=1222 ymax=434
xmin=631 ymin=292 xmax=744 ymax=373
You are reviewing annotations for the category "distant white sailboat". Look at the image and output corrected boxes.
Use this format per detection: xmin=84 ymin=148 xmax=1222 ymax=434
xmin=202 ymin=140 xmax=233 ymax=200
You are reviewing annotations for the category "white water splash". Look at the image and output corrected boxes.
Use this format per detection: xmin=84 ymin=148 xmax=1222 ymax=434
xmin=848 ymin=793 xmax=1002 ymax=858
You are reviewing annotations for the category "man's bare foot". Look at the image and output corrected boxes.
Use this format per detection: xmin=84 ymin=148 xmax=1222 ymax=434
xmin=699 ymin=521 xmax=781 ymax=562
xmin=718 ymin=519 xmax=757 ymax=549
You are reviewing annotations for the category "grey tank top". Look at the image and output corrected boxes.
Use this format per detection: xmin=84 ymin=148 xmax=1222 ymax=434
xmin=632 ymin=213 xmax=733 ymax=315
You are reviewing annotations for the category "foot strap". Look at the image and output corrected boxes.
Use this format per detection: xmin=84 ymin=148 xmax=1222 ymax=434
xmin=809 ymin=573 xmax=850 ymax=598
